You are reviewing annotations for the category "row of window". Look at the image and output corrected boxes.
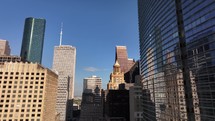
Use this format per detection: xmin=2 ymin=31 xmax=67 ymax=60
xmin=0 ymin=72 xmax=45 ymax=76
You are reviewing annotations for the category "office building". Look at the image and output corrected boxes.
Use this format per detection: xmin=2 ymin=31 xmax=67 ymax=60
xmin=0 ymin=55 xmax=23 ymax=65
xmin=129 ymin=84 xmax=143 ymax=121
xmin=105 ymin=90 xmax=130 ymax=121
xmin=52 ymin=45 xmax=76 ymax=121
xmin=138 ymin=0 xmax=215 ymax=120
xmin=107 ymin=60 xmax=125 ymax=90
xmin=0 ymin=62 xmax=58 ymax=121
xmin=0 ymin=40 xmax=10 ymax=55
xmin=124 ymin=61 xmax=140 ymax=83
xmin=83 ymin=75 xmax=102 ymax=93
xmin=79 ymin=86 xmax=103 ymax=121
xmin=115 ymin=46 xmax=135 ymax=73
xmin=20 ymin=17 xmax=46 ymax=64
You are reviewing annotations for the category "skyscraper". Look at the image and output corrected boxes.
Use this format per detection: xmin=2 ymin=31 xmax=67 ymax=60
xmin=115 ymin=46 xmax=135 ymax=73
xmin=0 ymin=39 xmax=10 ymax=55
xmin=83 ymin=75 xmax=102 ymax=93
xmin=52 ymin=45 xmax=76 ymax=121
xmin=20 ymin=17 xmax=46 ymax=64
xmin=138 ymin=0 xmax=215 ymax=121
xmin=0 ymin=62 xmax=58 ymax=121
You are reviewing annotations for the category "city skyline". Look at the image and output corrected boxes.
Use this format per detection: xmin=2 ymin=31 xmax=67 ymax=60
xmin=0 ymin=0 xmax=139 ymax=96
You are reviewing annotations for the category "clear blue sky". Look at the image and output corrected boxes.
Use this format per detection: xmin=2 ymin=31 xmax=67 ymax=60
xmin=0 ymin=0 xmax=139 ymax=96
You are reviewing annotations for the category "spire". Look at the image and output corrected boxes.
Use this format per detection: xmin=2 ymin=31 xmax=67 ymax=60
xmin=59 ymin=22 xmax=63 ymax=46
xmin=114 ymin=60 xmax=120 ymax=67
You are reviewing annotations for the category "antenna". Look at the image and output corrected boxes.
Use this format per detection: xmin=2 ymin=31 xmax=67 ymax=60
xmin=59 ymin=22 xmax=63 ymax=46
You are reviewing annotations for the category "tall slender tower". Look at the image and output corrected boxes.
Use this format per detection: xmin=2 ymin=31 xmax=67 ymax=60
xmin=52 ymin=25 xmax=76 ymax=121
xmin=20 ymin=17 xmax=46 ymax=64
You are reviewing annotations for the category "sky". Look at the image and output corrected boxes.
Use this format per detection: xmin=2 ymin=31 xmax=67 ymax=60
xmin=0 ymin=0 xmax=139 ymax=96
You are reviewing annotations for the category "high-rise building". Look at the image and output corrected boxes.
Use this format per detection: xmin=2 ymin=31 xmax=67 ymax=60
xmin=115 ymin=46 xmax=135 ymax=73
xmin=0 ymin=40 xmax=10 ymax=55
xmin=129 ymin=75 xmax=143 ymax=121
xmin=20 ymin=17 xmax=46 ymax=64
xmin=79 ymin=86 xmax=103 ymax=121
xmin=138 ymin=0 xmax=215 ymax=120
xmin=52 ymin=45 xmax=76 ymax=121
xmin=0 ymin=62 xmax=58 ymax=121
xmin=105 ymin=90 xmax=130 ymax=121
xmin=107 ymin=60 xmax=125 ymax=90
xmin=124 ymin=61 xmax=140 ymax=83
xmin=83 ymin=75 xmax=102 ymax=93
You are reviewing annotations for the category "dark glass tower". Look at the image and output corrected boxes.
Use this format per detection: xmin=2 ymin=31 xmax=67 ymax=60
xmin=20 ymin=17 xmax=46 ymax=64
xmin=138 ymin=0 xmax=215 ymax=121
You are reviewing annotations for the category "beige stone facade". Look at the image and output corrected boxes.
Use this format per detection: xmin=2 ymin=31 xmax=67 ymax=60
xmin=0 ymin=62 xmax=58 ymax=121
xmin=107 ymin=60 xmax=125 ymax=90
xmin=52 ymin=45 xmax=76 ymax=121
xmin=0 ymin=40 xmax=10 ymax=56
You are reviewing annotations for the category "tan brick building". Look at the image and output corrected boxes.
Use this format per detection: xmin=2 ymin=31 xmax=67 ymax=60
xmin=0 ymin=62 xmax=58 ymax=121
xmin=0 ymin=40 xmax=10 ymax=56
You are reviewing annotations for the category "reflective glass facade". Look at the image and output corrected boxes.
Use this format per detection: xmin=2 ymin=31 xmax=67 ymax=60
xmin=138 ymin=0 xmax=215 ymax=121
xmin=20 ymin=17 xmax=46 ymax=64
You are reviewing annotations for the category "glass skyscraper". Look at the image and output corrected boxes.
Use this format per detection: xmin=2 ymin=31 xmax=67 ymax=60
xmin=20 ymin=17 xmax=46 ymax=64
xmin=138 ymin=0 xmax=215 ymax=121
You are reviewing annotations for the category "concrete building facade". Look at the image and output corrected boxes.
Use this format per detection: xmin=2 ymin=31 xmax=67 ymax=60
xmin=0 ymin=40 xmax=10 ymax=56
xmin=0 ymin=62 xmax=58 ymax=121
xmin=52 ymin=45 xmax=76 ymax=121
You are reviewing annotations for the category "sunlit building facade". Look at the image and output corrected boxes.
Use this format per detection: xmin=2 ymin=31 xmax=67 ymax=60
xmin=0 ymin=62 xmax=58 ymax=121
xmin=107 ymin=60 xmax=125 ymax=90
xmin=138 ymin=0 xmax=215 ymax=120
xmin=115 ymin=46 xmax=135 ymax=73
xmin=0 ymin=40 xmax=10 ymax=56
xmin=52 ymin=45 xmax=76 ymax=121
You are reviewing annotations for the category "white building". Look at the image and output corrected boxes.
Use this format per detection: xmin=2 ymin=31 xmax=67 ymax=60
xmin=83 ymin=75 xmax=102 ymax=93
xmin=52 ymin=45 xmax=76 ymax=121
